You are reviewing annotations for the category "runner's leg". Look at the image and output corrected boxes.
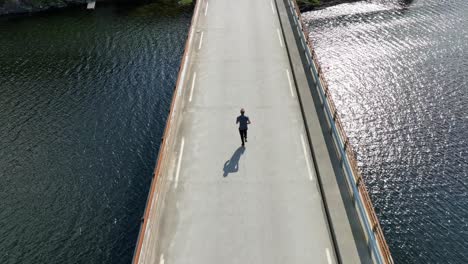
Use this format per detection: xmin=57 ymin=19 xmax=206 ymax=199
xmin=239 ymin=129 xmax=245 ymax=145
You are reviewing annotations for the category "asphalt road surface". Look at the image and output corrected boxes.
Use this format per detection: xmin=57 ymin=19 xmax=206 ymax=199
xmin=136 ymin=0 xmax=338 ymax=263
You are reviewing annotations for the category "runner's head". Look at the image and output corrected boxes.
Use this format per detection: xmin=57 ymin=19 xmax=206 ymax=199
xmin=240 ymin=108 xmax=245 ymax=115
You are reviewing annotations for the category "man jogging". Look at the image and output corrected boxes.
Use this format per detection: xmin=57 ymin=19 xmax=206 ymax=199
xmin=236 ymin=108 xmax=251 ymax=146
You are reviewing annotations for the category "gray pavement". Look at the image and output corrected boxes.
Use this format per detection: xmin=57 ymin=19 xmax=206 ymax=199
xmin=136 ymin=0 xmax=346 ymax=263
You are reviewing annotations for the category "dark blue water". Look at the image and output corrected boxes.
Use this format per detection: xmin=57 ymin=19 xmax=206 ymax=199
xmin=303 ymin=0 xmax=468 ymax=263
xmin=0 ymin=3 xmax=192 ymax=263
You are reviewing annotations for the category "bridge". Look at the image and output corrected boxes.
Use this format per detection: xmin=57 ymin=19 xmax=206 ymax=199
xmin=132 ymin=0 xmax=393 ymax=263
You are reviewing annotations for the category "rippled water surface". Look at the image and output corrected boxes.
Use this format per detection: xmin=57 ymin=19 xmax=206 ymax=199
xmin=303 ymin=0 xmax=468 ymax=262
xmin=0 ymin=3 xmax=192 ymax=263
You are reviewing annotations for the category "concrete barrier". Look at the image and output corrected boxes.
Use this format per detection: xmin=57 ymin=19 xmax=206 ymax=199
xmin=131 ymin=1 xmax=201 ymax=263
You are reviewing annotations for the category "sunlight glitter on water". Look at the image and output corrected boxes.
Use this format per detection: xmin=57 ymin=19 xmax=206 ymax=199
xmin=303 ymin=0 xmax=468 ymax=262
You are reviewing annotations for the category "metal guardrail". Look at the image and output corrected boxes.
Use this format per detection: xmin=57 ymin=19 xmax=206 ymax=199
xmin=285 ymin=1 xmax=394 ymax=263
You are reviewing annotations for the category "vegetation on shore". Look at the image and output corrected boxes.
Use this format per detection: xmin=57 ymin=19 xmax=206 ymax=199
xmin=178 ymin=0 xmax=192 ymax=5
xmin=297 ymin=0 xmax=321 ymax=10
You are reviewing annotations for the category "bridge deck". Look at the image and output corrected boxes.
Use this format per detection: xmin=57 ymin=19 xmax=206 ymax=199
xmin=134 ymin=0 xmax=372 ymax=263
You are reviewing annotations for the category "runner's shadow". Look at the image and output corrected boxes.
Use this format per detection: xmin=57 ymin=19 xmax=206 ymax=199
xmin=223 ymin=146 xmax=245 ymax=177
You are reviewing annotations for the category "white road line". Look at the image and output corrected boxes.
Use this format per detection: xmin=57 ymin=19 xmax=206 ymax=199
xmin=198 ymin=31 xmax=204 ymax=50
xmin=188 ymin=27 xmax=194 ymax=44
xmin=204 ymin=2 xmax=209 ymax=16
xmin=270 ymin=0 xmax=275 ymax=14
xmin=178 ymin=55 xmax=189 ymax=96
xmin=177 ymin=0 xmax=199 ymax=95
xmin=189 ymin=72 xmax=197 ymax=102
xmin=277 ymin=28 xmax=283 ymax=47
xmin=326 ymin=248 xmax=333 ymax=264
xmin=144 ymin=223 xmax=151 ymax=247
xmin=300 ymin=134 xmax=314 ymax=181
xmin=159 ymin=254 xmax=165 ymax=264
xmin=174 ymin=137 xmax=185 ymax=189
xmin=286 ymin=69 xmax=294 ymax=97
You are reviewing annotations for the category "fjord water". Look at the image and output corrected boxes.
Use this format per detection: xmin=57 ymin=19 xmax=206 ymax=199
xmin=0 ymin=3 xmax=192 ymax=263
xmin=303 ymin=0 xmax=468 ymax=262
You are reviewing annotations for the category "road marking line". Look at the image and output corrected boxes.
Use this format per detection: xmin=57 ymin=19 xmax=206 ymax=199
xmin=326 ymin=248 xmax=333 ymax=264
xmin=178 ymin=55 xmax=189 ymax=97
xmin=188 ymin=23 xmax=195 ymax=45
xmin=159 ymin=254 xmax=165 ymax=264
xmin=270 ymin=0 xmax=275 ymax=14
xmin=174 ymin=137 xmax=185 ymax=189
xmin=198 ymin=31 xmax=204 ymax=50
xmin=189 ymin=72 xmax=197 ymax=102
xmin=286 ymin=69 xmax=294 ymax=97
xmin=277 ymin=28 xmax=283 ymax=47
xmin=300 ymin=134 xmax=314 ymax=181
xmin=204 ymin=2 xmax=209 ymax=16
xmin=143 ymin=219 xmax=152 ymax=248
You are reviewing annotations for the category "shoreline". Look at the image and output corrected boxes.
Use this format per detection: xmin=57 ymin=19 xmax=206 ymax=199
xmin=1 ymin=0 xmax=360 ymax=17
xmin=0 ymin=0 xmax=193 ymax=16
xmin=298 ymin=0 xmax=361 ymax=12
xmin=0 ymin=0 xmax=86 ymax=16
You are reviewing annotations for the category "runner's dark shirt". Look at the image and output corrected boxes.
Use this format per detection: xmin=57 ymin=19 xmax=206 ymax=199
xmin=236 ymin=115 xmax=250 ymax=130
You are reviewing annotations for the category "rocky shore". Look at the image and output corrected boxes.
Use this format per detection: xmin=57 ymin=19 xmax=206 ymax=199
xmin=297 ymin=0 xmax=361 ymax=12
xmin=0 ymin=0 xmax=87 ymax=15
xmin=298 ymin=0 xmax=414 ymax=11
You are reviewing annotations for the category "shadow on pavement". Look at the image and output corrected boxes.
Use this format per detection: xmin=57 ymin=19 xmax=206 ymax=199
xmin=223 ymin=146 xmax=245 ymax=177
